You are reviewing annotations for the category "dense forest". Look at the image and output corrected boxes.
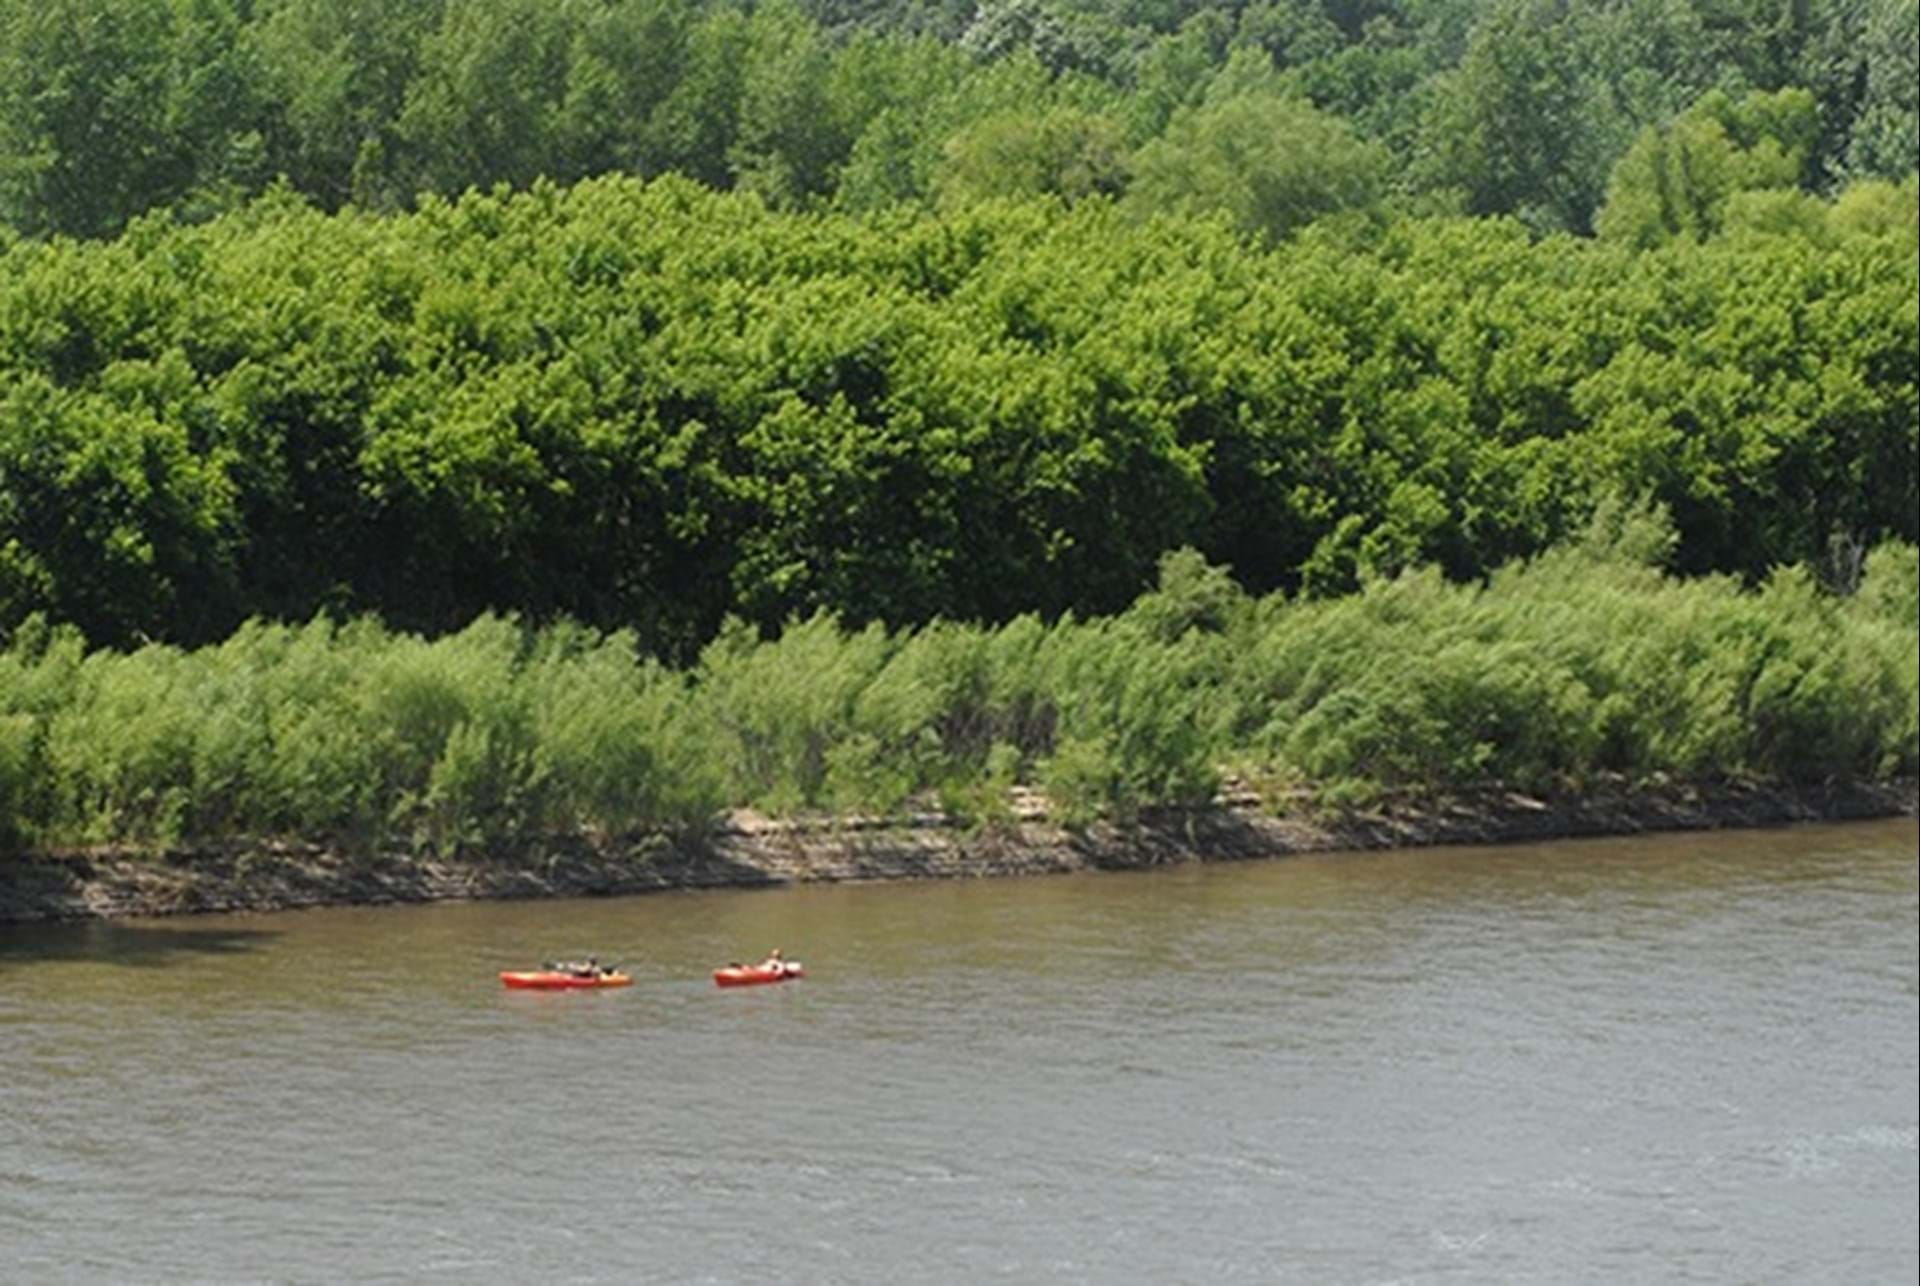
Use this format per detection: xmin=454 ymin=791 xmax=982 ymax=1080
xmin=2 ymin=0 xmax=1916 ymax=655
xmin=2 ymin=0 xmax=1915 ymax=241
xmin=1 ymin=173 xmax=1913 ymax=655
xmin=0 ymin=0 xmax=1915 ymax=842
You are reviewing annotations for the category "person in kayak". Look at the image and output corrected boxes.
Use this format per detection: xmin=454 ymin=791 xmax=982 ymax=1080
xmin=759 ymin=948 xmax=785 ymax=976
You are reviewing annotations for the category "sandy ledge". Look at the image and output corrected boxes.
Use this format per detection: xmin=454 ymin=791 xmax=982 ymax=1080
xmin=2 ymin=778 xmax=1914 ymax=923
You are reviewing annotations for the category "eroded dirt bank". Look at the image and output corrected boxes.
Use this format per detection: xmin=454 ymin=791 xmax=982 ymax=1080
xmin=3 ymin=779 xmax=1914 ymax=923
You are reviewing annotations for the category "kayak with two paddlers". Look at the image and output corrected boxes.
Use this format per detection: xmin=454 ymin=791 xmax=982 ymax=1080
xmin=500 ymin=956 xmax=632 ymax=989
xmin=499 ymin=969 xmax=633 ymax=989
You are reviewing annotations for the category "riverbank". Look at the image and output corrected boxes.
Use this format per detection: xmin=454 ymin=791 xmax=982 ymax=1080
xmin=3 ymin=777 xmax=1913 ymax=923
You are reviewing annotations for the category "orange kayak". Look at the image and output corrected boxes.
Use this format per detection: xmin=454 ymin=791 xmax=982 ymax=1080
xmin=500 ymin=970 xmax=633 ymax=990
xmin=713 ymin=962 xmax=804 ymax=988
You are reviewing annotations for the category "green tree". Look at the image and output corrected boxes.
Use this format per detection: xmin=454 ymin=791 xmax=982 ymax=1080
xmin=730 ymin=0 xmax=851 ymax=207
xmin=1844 ymin=0 xmax=1920 ymax=180
xmin=646 ymin=7 xmax=752 ymax=190
xmin=0 ymin=0 xmax=266 ymax=237
xmin=1414 ymin=0 xmax=1627 ymax=232
xmin=552 ymin=0 xmax=691 ymax=182
xmin=396 ymin=0 xmax=578 ymax=196
xmin=249 ymin=0 xmax=441 ymax=211
xmin=934 ymin=107 xmax=1127 ymax=208
xmin=1125 ymin=89 xmax=1387 ymax=241
xmin=1596 ymin=87 xmax=1820 ymax=247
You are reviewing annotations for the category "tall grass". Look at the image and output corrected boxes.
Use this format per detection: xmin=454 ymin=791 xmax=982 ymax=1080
xmin=2 ymin=532 xmax=1914 ymax=855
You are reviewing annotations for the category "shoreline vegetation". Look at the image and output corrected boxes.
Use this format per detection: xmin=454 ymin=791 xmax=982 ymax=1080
xmin=3 ymin=4 xmax=1914 ymax=926
xmin=4 ymin=516 xmax=1916 ymax=923
xmin=3 ymin=778 xmax=1914 ymax=923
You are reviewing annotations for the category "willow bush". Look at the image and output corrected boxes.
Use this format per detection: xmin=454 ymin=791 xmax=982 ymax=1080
xmin=1 ymin=531 xmax=1912 ymax=856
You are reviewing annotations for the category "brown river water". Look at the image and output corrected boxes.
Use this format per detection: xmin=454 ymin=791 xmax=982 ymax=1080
xmin=2 ymin=818 xmax=1915 ymax=1283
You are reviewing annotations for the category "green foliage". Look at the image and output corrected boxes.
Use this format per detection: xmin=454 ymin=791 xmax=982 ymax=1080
xmin=729 ymin=0 xmax=853 ymax=207
xmin=698 ymin=612 xmax=894 ymax=811
xmin=1126 ymin=547 xmax=1248 ymax=642
xmin=0 ymin=174 xmax=1913 ymax=656
xmin=396 ymin=0 xmax=583 ymax=197
xmin=1229 ymin=532 xmax=1920 ymax=793
xmin=933 ymin=107 xmax=1127 ymax=208
xmin=2 ymin=0 xmax=1905 ymax=242
xmin=1597 ymin=88 xmax=1821 ymax=248
xmin=250 ymin=0 xmax=443 ymax=210
xmin=1853 ymin=541 xmax=1920 ymax=627
xmin=0 ymin=710 xmax=31 ymax=849
xmin=1124 ymin=87 xmax=1388 ymax=242
xmin=0 ymin=0 xmax=267 ymax=237
xmin=2 ymin=533 xmax=1911 ymax=856
xmin=1412 ymin=0 xmax=1634 ymax=233
xmin=1843 ymin=0 xmax=1920 ymax=181
xmin=1406 ymin=0 xmax=1853 ymax=233
xmin=1 ymin=0 xmax=1909 ymax=858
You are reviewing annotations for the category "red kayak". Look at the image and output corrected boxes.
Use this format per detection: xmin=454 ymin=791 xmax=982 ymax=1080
xmin=500 ymin=970 xmax=633 ymax=990
xmin=713 ymin=962 xmax=804 ymax=988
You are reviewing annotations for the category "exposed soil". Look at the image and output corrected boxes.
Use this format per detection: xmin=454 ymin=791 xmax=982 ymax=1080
xmin=2 ymin=778 xmax=1913 ymax=923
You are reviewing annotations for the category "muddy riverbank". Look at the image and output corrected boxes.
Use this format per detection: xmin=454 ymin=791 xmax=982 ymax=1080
xmin=2 ymin=778 xmax=1913 ymax=922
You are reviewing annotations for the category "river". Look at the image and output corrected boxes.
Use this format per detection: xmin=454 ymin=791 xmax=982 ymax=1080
xmin=2 ymin=819 xmax=1914 ymax=1283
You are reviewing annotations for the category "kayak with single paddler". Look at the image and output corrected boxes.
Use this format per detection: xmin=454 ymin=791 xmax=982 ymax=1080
xmin=713 ymin=961 xmax=804 ymax=987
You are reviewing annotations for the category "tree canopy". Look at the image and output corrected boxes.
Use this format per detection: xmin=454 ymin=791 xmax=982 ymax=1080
xmin=2 ymin=0 xmax=1914 ymax=240
xmin=1 ymin=175 xmax=1912 ymax=656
